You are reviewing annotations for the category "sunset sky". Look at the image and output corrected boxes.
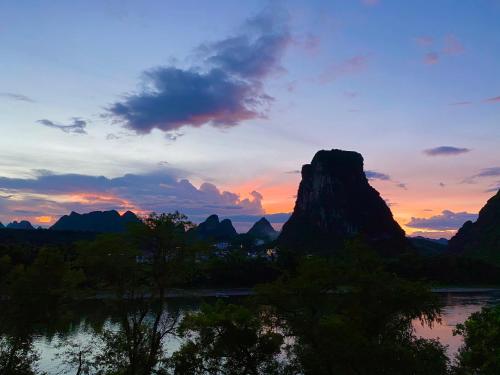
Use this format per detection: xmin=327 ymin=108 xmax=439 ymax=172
xmin=0 ymin=0 xmax=499 ymax=238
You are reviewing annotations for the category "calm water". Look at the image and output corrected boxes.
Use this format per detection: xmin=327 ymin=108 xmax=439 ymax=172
xmin=414 ymin=289 xmax=500 ymax=359
xmin=29 ymin=290 xmax=500 ymax=374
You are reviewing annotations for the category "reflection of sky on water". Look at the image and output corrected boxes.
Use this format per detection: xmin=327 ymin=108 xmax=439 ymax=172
xmin=414 ymin=290 xmax=500 ymax=359
xmin=34 ymin=291 xmax=500 ymax=373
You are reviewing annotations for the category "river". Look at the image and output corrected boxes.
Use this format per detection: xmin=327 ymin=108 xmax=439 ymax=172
xmin=26 ymin=289 xmax=500 ymax=373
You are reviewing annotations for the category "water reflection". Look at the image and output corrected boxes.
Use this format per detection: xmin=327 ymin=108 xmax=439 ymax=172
xmin=2 ymin=291 xmax=499 ymax=374
xmin=414 ymin=290 xmax=500 ymax=358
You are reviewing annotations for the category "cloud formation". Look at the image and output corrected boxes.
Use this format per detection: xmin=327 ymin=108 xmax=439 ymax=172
xmin=423 ymin=146 xmax=470 ymax=156
xmin=474 ymin=167 xmax=500 ymax=178
xmin=406 ymin=210 xmax=477 ymax=230
xmin=485 ymin=96 xmax=500 ymax=103
xmin=365 ymin=170 xmax=407 ymax=189
xmin=443 ymin=34 xmax=465 ymax=55
xmin=0 ymin=170 xmax=265 ymax=224
xmin=365 ymin=170 xmax=390 ymax=181
xmin=0 ymin=92 xmax=35 ymax=103
xmin=424 ymin=52 xmax=439 ymax=65
xmin=37 ymin=118 xmax=87 ymax=134
xmin=449 ymin=101 xmax=472 ymax=106
xmin=462 ymin=166 xmax=500 ymax=185
xmin=108 ymin=10 xmax=290 ymax=134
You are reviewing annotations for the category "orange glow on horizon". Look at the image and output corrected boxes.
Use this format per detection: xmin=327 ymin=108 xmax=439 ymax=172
xmin=35 ymin=216 xmax=54 ymax=224
xmin=61 ymin=192 xmax=147 ymax=215
xmin=225 ymin=174 xmax=490 ymax=240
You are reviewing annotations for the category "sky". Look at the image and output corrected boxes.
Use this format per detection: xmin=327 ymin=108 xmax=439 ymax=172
xmin=0 ymin=0 xmax=499 ymax=238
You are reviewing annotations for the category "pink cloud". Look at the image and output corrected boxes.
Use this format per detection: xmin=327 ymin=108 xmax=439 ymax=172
xmin=485 ymin=96 xmax=500 ymax=103
xmin=319 ymin=55 xmax=370 ymax=83
xmin=444 ymin=34 xmax=465 ymax=55
xmin=424 ymin=52 xmax=439 ymax=65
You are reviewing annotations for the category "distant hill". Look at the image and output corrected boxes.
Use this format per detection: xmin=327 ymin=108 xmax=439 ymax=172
xmin=6 ymin=220 xmax=35 ymax=230
xmin=408 ymin=236 xmax=448 ymax=256
xmin=278 ymin=149 xmax=407 ymax=255
xmin=51 ymin=210 xmax=141 ymax=233
xmin=189 ymin=215 xmax=237 ymax=242
xmin=449 ymin=189 xmax=500 ymax=263
xmin=247 ymin=217 xmax=278 ymax=241
xmin=0 ymin=222 xmax=4 ymax=229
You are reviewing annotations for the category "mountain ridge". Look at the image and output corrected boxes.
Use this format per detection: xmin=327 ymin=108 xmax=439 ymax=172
xmin=50 ymin=210 xmax=141 ymax=233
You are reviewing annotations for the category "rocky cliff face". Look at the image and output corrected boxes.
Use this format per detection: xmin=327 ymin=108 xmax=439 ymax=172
xmin=51 ymin=210 xmax=140 ymax=233
xmin=449 ymin=189 xmax=500 ymax=261
xmin=278 ymin=149 xmax=406 ymax=254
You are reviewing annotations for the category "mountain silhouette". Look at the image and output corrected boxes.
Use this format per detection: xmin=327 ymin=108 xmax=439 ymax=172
xmin=278 ymin=149 xmax=406 ymax=255
xmin=50 ymin=210 xmax=140 ymax=233
xmin=6 ymin=220 xmax=35 ymax=230
xmin=189 ymin=214 xmax=237 ymax=242
xmin=0 ymin=222 xmax=4 ymax=229
xmin=409 ymin=236 xmax=448 ymax=256
xmin=449 ymin=189 xmax=500 ymax=262
xmin=246 ymin=217 xmax=278 ymax=241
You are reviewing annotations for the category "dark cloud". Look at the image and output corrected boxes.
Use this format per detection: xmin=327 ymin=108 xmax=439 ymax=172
xmin=365 ymin=170 xmax=408 ymax=189
xmin=423 ymin=146 xmax=470 ymax=156
xmin=0 ymin=170 xmax=265 ymax=224
xmin=108 ymin=10 xmax=290 ymax=134
xmin=406 ymin=210 xmax=477 ymax=230
xmin=462 ymin=167 xmax=500 ymax=185
xmin=0 ymin=92 xmax=35 ymax=103
xmin=365 ymin=170 xmax=390 ymax=181
xmin=285 ymin=170 xmax=301 ymax=174
xmin=37 ymin=118 xmax=87 ymax=134
xmin=485 ymin=184 xmax=500 ymax=193
xmin=473 ymin=167 xmax=500 ymax=178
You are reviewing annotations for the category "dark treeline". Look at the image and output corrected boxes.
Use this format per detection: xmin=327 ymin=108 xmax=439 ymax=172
xmin=0 ymin=212 xmax=498 ymax=374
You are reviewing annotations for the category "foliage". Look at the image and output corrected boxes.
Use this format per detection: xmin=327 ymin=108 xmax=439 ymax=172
xmin=0 ymin=336 xmax=43 ymax=375
xmin=168 ymin=301 xmax=286 ymax=375
xmin=255 ymin=240 xmax=450 ymax=375
xmin=453 ymin=305 xmax=500 ymax=374
xmin=55 ymin=212 xmax=193 ymax=375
